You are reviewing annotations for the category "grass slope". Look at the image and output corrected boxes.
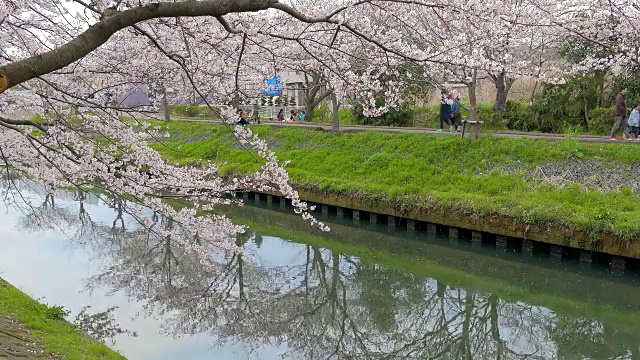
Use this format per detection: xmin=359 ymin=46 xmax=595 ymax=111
xmin=152 ymin=121 xmax=640 ymax=240
xmin=0 ymin=278 xmax=125 ymax=359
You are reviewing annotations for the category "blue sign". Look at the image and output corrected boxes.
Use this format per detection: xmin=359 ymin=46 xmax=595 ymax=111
xmin=263 ymin=76 xmax=283 ymax=96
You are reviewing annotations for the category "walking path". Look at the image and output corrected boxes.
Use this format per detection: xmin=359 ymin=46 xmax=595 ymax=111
xmin=7 ymin=110 xmax=628 ymax=144
xmin=165 ymin=116 xmax=634 ymax=144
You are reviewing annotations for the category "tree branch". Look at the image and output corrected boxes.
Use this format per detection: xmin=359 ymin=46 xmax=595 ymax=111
xmin=0 ymin=116 xmax=49 ymax=132
xmin=216 ymin=15 xmax=242 ymax=34
xmin=0 ymin=0 xmax=277 ymax=93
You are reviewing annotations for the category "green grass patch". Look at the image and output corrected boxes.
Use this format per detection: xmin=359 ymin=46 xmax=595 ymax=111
xmin=152 ymin=122 xmax=640 ymax=239
xmin=0 ymin=278 xmax=125 ymax=359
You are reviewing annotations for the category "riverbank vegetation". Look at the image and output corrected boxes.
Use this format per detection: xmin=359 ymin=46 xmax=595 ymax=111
xmin=153 ymin=122 xmax=640 ymax=241
xmin=0 ymin=278 xmax=125 ymax=359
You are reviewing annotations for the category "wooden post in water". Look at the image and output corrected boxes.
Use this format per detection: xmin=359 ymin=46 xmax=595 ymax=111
xmin=387 ymin=216 xmax=396 ymax=231
xmin=336 ymin=207 xmax=344 ymax=218
xmin=579 ymin=250 xmax=593 ymax=263
xmin=550 ymin=245 xmax=562 ymax=262
xmin=471 ymin=231 xmax=482 ymax=247
xmin=321 ymin=204 xmax=329 ymax=216
xmin=370 ymin=213 xmax=378 ymax=226
xmin=353 ymin=210 xmax=361 ymax=225
xmin=522 ymin=240 xmax=534 ymax=254
xmin=426 ymin=223 xmax=437 ymax=235
xmin=496 ymin=236 xmax=507 ymax=249
xmin=407 ymin=219 xmax=416 ymax=232
xmin=267 ymin=194 xmax=274 ymax=205
xmin=449 ymin=227 xmax=459 ymax=245
xmin=280 ymin=197 xmax=287 ymax=209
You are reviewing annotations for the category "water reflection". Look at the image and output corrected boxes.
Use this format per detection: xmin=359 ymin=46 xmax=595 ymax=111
xmin=2 ymin=183 xmax=640 ymax=359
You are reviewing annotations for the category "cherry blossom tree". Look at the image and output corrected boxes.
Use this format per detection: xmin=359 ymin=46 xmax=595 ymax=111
xmin=0 ymin=0 xmax=459 ymax=266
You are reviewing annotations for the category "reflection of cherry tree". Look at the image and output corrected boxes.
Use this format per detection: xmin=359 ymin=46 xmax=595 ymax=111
xmin=551 ymin=317 xmax=640 ymax=360
xmin=9 ymin=187 xmax=640 ymax=359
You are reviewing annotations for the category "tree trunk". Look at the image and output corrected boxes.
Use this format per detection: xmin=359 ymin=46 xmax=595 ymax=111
xmin=468 ymin=68 xmax=478 ymax=121
xmin=163 ymin=87 xmax=171 ymax=122
xmin=305 ymin=101 xmax=316 ymax=122
xmin=529 ymin=79 xmax=539 ymax=107
xmin=495 ymin=79 xmax=507 ymax=112
xmin=597 ymin=71 xmax=605 ymax=108
xmin=331 ymin=93 xmax=340 ymax=136
xmin=489 ymin=295 xmax=504 ymax=360
xmin=583 ymin=92 xmax=590 ymax=130
xmin=462 ymin=292 xmax=474 ymax=360
xmin=492 ymin=71 xmax=513 ymax=113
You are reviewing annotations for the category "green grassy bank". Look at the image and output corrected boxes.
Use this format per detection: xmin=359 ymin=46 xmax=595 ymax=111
xmin=0 ymin=278 xmax=125 ymax=359
xmin=152 ymin=121 xmax=640 ymax=246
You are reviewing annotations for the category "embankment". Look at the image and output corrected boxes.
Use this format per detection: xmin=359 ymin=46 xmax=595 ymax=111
xmin=0 ymin=278 xmax=125 ymax=359
xmin=153 ymin=122 xmax=640 ymax=259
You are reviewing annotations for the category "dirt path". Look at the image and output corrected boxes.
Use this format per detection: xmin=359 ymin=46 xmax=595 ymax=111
xmin=0 ymin=316 xmax=46 ymax=359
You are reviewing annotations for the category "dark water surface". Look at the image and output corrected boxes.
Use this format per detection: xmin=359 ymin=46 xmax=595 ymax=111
xmin=0 ymin=183 xmax=639 ymax=359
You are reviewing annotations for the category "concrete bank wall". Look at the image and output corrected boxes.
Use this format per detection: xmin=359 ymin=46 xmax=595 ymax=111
xmin=239 ymin=189 xmax=640 ymax=270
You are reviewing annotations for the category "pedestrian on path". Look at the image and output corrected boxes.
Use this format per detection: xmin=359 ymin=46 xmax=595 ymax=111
xmin=277 ymin=108 xmax=284 ymax=121
xmin=450 ymin=95 xmax=469 ymax=132
xmin=438 ymin=91 xmax=452 ymax=132
xmin=610 ymin=88 xmax=629 ymax=140
xmin=628 ymin=102 xmax=640 ymax=140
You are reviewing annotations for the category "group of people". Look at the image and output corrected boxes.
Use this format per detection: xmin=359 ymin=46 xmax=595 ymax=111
xmin=611 ymin=88 xmax=640 ymax=141
xmin=439 ymin=90 xmax=469 ymax=132
xmin=236 ymin=107 xmax=308 ymax=126
xmin=277 ymin=108 xmax=307 ymax=122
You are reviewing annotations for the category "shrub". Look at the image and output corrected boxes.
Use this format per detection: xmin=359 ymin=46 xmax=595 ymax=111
xmin=312 ymin=104 xmax=331 ymax=122
xmin=351 ymin=103 xmax=414 ymax=127
xmin=411 ymin=106 xmax=439 ymax=128
xmin=589 ymin=107 xmax=615 ymax=135
xmin=45 ymin=304 xmax=70 ymax=321
xmin=339 ymin=109 xmax=354 ymax=124
xmin=503 ymin=101 xmax=536 ymax=132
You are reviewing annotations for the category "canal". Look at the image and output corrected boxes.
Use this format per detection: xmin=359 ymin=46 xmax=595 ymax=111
xmin=0 ymin=183 xmax=639 ymax=359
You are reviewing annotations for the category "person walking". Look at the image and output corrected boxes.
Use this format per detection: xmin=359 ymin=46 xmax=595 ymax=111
xmin=610 ymin=88 xmax=629 ymax=140
xmin=628 ymin=102 xmax=640 ymax=140
xmin=277 ymin=108 xmax=284 ymax=121
xmin=438 ymin=91 xmax=452 ymax=132
xmin=450 ymin=95 xmax=469 ymax=132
